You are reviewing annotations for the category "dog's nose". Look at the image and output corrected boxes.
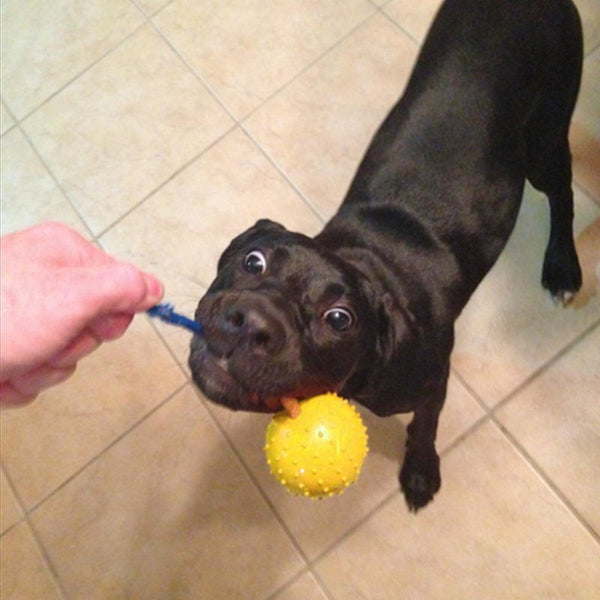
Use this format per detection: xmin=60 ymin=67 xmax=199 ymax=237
xmin=220 ymin=305 xmax=280 ymax=354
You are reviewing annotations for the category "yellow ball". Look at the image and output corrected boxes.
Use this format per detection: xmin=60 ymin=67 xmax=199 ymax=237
xmin=264 ymin=393 xmax=369 ymax=499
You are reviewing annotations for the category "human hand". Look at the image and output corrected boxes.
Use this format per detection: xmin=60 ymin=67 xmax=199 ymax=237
xmin=0 ymin=222 xmax=164 ymax=407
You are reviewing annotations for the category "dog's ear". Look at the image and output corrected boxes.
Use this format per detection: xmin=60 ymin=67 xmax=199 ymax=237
xmin=364 ymin=284 xmax=417 ymax=364
xmin=217 ymin=219 xmax=287 ymax=272
xmin=343 ymin=275 xmax=421 ymax=407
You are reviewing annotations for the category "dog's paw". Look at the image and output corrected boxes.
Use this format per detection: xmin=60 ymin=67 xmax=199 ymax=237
xmin=542 ymin=239 xmax=582 ymax=306
xmin=399 ymin=448 xmax=441 ymax=512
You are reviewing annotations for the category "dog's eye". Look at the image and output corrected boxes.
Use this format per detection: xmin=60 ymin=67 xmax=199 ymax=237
xmin=243 ymin=250 xmax=267 ymax=275
xmin=323 ymin=307 xmax=354 ymax=332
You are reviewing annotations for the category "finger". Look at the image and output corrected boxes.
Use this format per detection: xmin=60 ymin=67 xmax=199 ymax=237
xmin=0 ymin=382 xmax=38 ymax=407
xmin=88 ymin=313 xmax=134 ymax=341
xmin=138 ymin=272 xmax=164 ymax=311
xmin=66 ymin=262 xmax=163 ymax=319
xmin=48 ymin=330 xmax=102 ymax=368
xmin=10 ymin=364 xmax=76 ymax=396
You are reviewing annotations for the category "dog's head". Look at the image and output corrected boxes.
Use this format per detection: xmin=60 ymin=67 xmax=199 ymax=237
xmin=188 ymin=219 xmax=388 ymax=413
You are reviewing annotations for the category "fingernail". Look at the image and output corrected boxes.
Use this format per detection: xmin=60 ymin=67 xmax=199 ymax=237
xmin=146 ymin=274 xmax=164 ymax=304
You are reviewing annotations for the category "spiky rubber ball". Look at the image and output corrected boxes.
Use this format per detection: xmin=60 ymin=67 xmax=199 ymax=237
xmin=264 ymin=393 xmax=369 ymax=499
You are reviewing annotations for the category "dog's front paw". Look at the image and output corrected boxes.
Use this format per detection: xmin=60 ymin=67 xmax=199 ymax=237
xmin=399 ymin=447 xmax=441 ymax=512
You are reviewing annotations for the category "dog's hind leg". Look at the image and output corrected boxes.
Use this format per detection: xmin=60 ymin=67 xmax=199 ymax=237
xmin=525 ymin=8 xmax=583 ymax=305
xmin=527 ymin=131 xmax=582 ymax=305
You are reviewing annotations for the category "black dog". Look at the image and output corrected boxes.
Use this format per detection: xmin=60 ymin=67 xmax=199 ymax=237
xmin=189 ymin=0 xmax=583 ymax=511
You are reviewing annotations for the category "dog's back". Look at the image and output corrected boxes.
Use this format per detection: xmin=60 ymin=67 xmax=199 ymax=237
xmin=327 ymin=0 xmax=583 ymax=305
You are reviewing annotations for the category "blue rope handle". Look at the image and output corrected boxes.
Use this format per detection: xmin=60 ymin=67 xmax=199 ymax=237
xmin=147 ymin=303 xmax=202 ymax=335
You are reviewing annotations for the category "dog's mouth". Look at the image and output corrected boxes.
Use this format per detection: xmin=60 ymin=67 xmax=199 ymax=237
xmin=188 ymin=336 xmax=325 ymax=414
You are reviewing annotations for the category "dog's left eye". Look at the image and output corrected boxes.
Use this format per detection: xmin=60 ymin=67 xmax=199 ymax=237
xmin=243 ymin=250 xmax=267 ymax=275
xmin=323 ymin=307 xmax=354 ymax=332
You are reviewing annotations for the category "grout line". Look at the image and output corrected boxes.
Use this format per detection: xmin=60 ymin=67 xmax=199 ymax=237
xmin=0 ymin=96 xmax=19 ymax=138
xmin=450 ymin=366 xmax=493 ymax=415
xmin=6 ymin=384 xmax=185 ymax=600
xmin=183 ymin=388 xmax=354 ymax=600
xmin=139 ymin=314 xmax=198 ymax=380
xmin=451 ymin=309 xmax=600 ymax=423
xmin=142 ymin=13 xmax=239 ymax=125
xmin=238 ymin=9 xmax=381 ymax=125
xmin=573 ymin=176 xmax=600 ymax=209
xmin=2 ymin=466 xmax=70 ymax=599
xmin=189 ymin=387 xmax=311 ymax=561
xmin=264 ymin=567 xmax=337 ymax=600
xmin=184 ymin=387 xmax=329 ymax=592
xmin=309 ymin=314 xmax=600 ymax=564
xmin=492 ymin=415 xmax=600 ymax=544
xmin=2 ymin=17 xmax=157 ymax=241
xmin=94 ymin=7 xmax=385 ymax=241
xmin=491 ymin=318 xmax=600 ymax=415
xmin=307 ymin=410 xmax=496 ymax=570
xmin=236 ymin=8 xmax=422 ymax=229
xmin=24 ymin=514 xmax=71 ymax=600
xmin=1 ymin=88 xmax=94 ymax=239
xmin=13 ymin=120 xmax=96 ymax=240
xmin=129 ymin=0 xmax=174 ymax=19
xmin=487 ymin=321 xmax=600 ymax=543
xmin=11 ymin=382 xmax=188 ymax=518
xmin=262 ymin=568 xmax=312 ymax=600
xmin=5 ymin=20 xmax=149 ymax=127
xmin=585 ymin=40 xmax=600 ymax=58
xmin=0 ymin=469 xmax=28 ymax=538
xmin=144 ymin=6 xmax=380 ymax=225
xmin=377 ymin=6 xmax=422 ymax=47
xmin=310 ymin=485 xmax=400 ymax=568
xmin=92 ymin=121 xmax=238 ymax=242
xmin=310 ymin=571 xmax=338 ymax=600
xmin=238 ymin=125 xmax=328 ymax=226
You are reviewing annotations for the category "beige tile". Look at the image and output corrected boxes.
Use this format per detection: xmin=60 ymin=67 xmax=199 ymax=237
xmin=204 ymin=373 xmax=483 ymax=559
xmin=22 ymin=24 xmax=233 ymax=236
xmin=1 ymin=469 xmax=23 ymax=535
xmin=0 ymin=128 xmax=88 ymax=236
xmin=1 ymin=101 xmax=15 ymax=135
xmin=0 ymin=0 xmax=144 ymax=120
xmin=453 ymin=186 xmax=600 ymax=407
xmin=0 ymin=521 xmax=63 ymax=600
xmin=271 ymin=572 xmax=329 ymax=600
xmin=155 ymin=0 xmax=374 ymax=119
xmin=316 ymin=422 xmax=600 ymax=600
xmin=572 ymin=215 xmax=600 ymax=308
xmin=574 ymin=0 xmax=600 ymax=54
xmin=1 ymin=316 xmax=185 ymax=510
xmin=31 ymin=386 xmax=305 ymax=599
xmin=245 ymin=14 xmax=418 ymax=220
xmin=497 ymin=326 xmax=600 ymax=534
xmin=100 ymin=128 xmax=323 ymax=365
xmin=136 ymin=0 xmax=170 ymax=16
xmin=439 ymin=374 xmax=486 ymax=443
xmin=571 ymin=49 xmax=600 ymax=203
xmin=383 ymin=0 xmax=443 ymax=42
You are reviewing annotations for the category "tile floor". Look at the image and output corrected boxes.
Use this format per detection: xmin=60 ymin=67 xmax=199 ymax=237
xmin=1 ymin=1 xmax=599 ymax=598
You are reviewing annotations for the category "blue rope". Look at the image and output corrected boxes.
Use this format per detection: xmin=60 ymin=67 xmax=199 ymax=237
xmin=147 ymin=303 xmax=202 ymax=335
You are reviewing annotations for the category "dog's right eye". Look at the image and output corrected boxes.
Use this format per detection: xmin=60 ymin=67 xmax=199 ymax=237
xmin=323 ymin=307 xmax=354 ymax=332
xmin=243 ymin=250 xmax=267 ymax=275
